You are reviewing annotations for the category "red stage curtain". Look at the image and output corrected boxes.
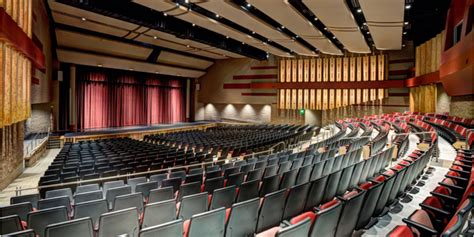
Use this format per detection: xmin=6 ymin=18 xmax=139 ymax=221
xmin=77 ymin=67 xmax=185 ymax=130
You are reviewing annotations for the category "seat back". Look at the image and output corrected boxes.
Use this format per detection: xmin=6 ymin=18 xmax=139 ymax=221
xmin=113 ymin=193 xmax=144 ymax=213
xmin=373 ymin=174 xmax=396 ymax=217
xmin=148 ymin=187 xmax=174 ymax=203
xmin=105 ymin=186 xmax=132 ymax=209
xmin=162 ymin=177 xmax=182 ymax=193
xmin=135 ymin=182 xmax=159 ymax=199
xmin=295 ymin=165 xmax=312 ymax=185
xmin=322 ymin=158 xmax=335 ymax=176
xmin=279 ymin=169 xmax=298 ymax=189
xmin=283 ymin=183 xmax=311 ymax=220
xmin=45 ymin=188 xmax=73 ymax=203
xmin=278 ymin=162 xmax=292 ymax=174
xmin=178 ymin=182 xmax=201 ymax=201
xmin=188 ymin=208 xmax=226 ymax=237
xmin=210 ymin=186 xmax=237 ymax=210
xmin=139 ymin=219 xmax=183 ymax=237
xmin=355 ymin=181 xmax=384 ymax=230
xmin=149 ymin=173 xmax=168 ymax=187
xmin=236 ymin=180 xmax=259 ymax=202
xmin=75 ymin=184 xmax=100 ymax=195
xmin=226 ymin=198 xmax=259 ymax=237
xmin=226 ymin=172 xmax=245 ymax=187
xmin=74 ymin=190 xmax=103 ymax=204
xmin=185 ymin=174 xmax=203 ymax=184
xmin=246 ymin=169 xmax=264 ymax=182
xmin=0 ymin=202 xmax=33 ymax=221
xmin=257 ymin=189 xmax=287 ymax=233
xmin=359 ymin=158 xmax=373 ymax=184
xmin=1 ymin=229 xmax=35 ymax=237
xmin=335 ymin=190 xmax=366 ymax=237
xmin=304 ymin=176 xmax=329 ymax=211
xmin=322 ymin=170 xmax=343 ymax=203
xmin=310 ymin=200 xmax=343 ymax=237
xmin=336 ymin=164 xmax=355 ymax=196
xmin=205 ymin=177 xmax=225 ymax=194
xmin=310 ymin=160 xmax=325 ymax=181
xmin=259 ymin=174 xmax=280 ymax=197
xmin=263 ymin=165 xmax=279 ymax=178
xmin=10 ymin=194 xmax=40 ymax=209
xmin=45 ymin=217 xmax=94 ymax=237
xmin=277 ymin=217 xmax=311 ymax=237
xmin=27 ymin=206 xmax=68 ymax=237
xmin=38 ymin=196 xmax=71 ymax=214
xmin=127 ymin=177 xmax=147 ymax=192
xmin=102 ymin=180 xmax=125 ymax=195
xmin=0 ymin=215 xmax=22 ymax=235
xmin=142 ymin=200 xmax=177 ymax=228
xmin=178 ymin=192 xmax=208 ymax=220
xmin=74 ymin=199 xmax=108 ymax=228
xmin=97 ymin=207 xmax=139 ymax=237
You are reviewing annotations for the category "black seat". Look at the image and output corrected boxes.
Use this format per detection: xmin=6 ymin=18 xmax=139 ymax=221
xmin=149 ymin=173 xmax=168 ymax=187
xmin=186 ymin=207 xmax=226 ymax=237
xmin=0 ymin=215 xmax=23 ymax=235
xmin=210 ymin=186 xmax=237 ymax=210
xmin=259 ymin=174 xmax=280 ymax=197
xmin=27 ymin=206 xmax=68 ymax=237
xmin=263 ymin=165 xmax=279 ymax=178
xmin=74 ymin=190 xmax=103 ymax=204
xmin=225 ymin=198 xmax=259 ymax=237
xmin=127 ymin=177 xmax=147 ymax=192
xmin=45 ymin=217 xmax=94 ymax=237
xmin=334 ymin=189 xmax=366 ymax=237
xmin=226 ymin=172 xmax=245 ymax=187
xmin=105 ymin=186 xmax=131 ymax=210
xmin=309 ymin=161 xmax=325 ymax=181
xmin=279 ymin=169 xmax=298 ymax=189
xmin=277 ymin=217 xmax=311 ymax=237
xmin=10 ymin=194 xmax=40 ymax=209
xmin=0 ymin=202 xmax=33 ymax=221
xmin=178 ymin=192 xmax=208 ymax=220
xmin=256 ymin=190 xmax=287 ymax=233
xmin=205 ymin=177 xmax=225 ymax=194
xmin=295 ymin=165 xmax=312 ymax=185
xmin=142 ymin=200 xmax=177 ymax=228
xmin=2 ymin=229 xmax=35 ymax=237
xmin=162 ymin=177 xmax=182 ymax=193
xmin=97 ymin=207 xmax=139 ymax=237
xmin=148 ymin=187 xmax=175 ymax=203
xmin=236 ymin=180 xmax=259 ymax=202
xmin=322 ymin=158 xmax=335 ymax=176
xmin=113 ymin=193 xmax=144 ymax=213
xmin=372 ymin=174 xmax=396 ymax=217
xmin=74 ymin=199 xmax=108 ymax=229
xmin=246 ymin=169 xmax=264 ymax=182
xmin=135 ymin=182 xmax=159 ymax=200
xmin=283 ymin=183 xmax=310 ymax=220
xmin=185 ymin=174 xmax=203 ymax=184
xmin=278 ymin=161 xmax=292 ymax=174
xmin=75 ymin=184 xmax=100 ymax=195
xmin=336 ymin=164 xmax=355 ymax=196
xmin=45 ymin=188 xmax=73 ymax=204
xmin=139 ymin=219 xmax=183 ymax=237
xmin=304 ymin=176 xmax=328 ymax=211
xmin=178 ymin=182 xmax=201 ymax=201
xmin=38 ymin=196 xmax=72 ymax=215
xmin=355 ymin=181 xmax=385 ymax=230
xmin=349 ymin=161 xmax=365 ymax=188
xmin=308 ymin=199 xmax=343 ymax=237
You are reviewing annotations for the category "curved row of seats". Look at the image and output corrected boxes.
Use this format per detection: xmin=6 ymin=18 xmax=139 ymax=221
xmin=389 ymin=115 xmax=473 ymax=237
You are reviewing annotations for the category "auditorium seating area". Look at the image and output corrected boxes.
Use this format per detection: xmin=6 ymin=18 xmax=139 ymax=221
xmin=5 ymin=112 xmax=472 ymax=237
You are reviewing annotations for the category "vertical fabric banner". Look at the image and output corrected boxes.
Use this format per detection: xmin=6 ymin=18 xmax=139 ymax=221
xmin=280 ymin=60 xmax=285 ymax=83
xmin=304 ymin=59 xmax=309 ymax=82
xmin=279 ymin=89 xmax=285 ymax=109
xmin=0 ymin=43 xmax=3 ymax=127
xmin=349 ymin=56 xmax=356 ymax=105
xmin=310 ymin=59 xmax=316 ymax=82
xmin=291 ymin=89 xmax=297 ymax=109
xmin=310 ymin=89 xmax=316 ymax=109
xmin=343 ymin=57 xmax=349 ymax=106
xmin=317 ymin=58 xmax=322 ymax=82
xmin=378 ymin=54 xmax=385 ymax=100
xmin=292 ymin=60 xmax=297 ymax=83
xmin=286 ymin=89 xmax=291 ymax=109
xmin=298 ymin=59 xmax=303 ymax=82
xmin=304 ymin=89 xmax=309 ymax=109
xmin=4 ymin=46 xmax=11 ymax=125
xmin=336 ymin=58 xmax=342 ymax=108
xmin=362 ymin=56 xmax=369 ymax=103
xmin=370 ymin=55 xmax=377 ymax=101
xmin=286 ymin=60 xmax=291 ymax=82
xmin=356 ymin=57 xmax=362 ymax=105
xmin=298 ymin=89 xmax=303 ymax=109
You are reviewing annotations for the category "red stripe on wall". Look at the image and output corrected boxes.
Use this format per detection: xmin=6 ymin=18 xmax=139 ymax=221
xmin=250 ymin=66 xmax=278 ymax=70
xmin=241 ymin=93 xmax=277 ymax=96
xmin=31 ymin=77 xmax=40 ymax=85
xmin=388 ymin=58 xmax=414 ymax=64
xmin=223 ymin=83 xmax=251 ymax=89
xmin=388 ymin=93 xmax=410 ymax=97
xmin=233 ymin=74 xmax=278 ymax=80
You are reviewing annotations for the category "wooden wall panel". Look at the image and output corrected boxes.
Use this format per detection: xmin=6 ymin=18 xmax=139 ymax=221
xmin=297 ymin=59 xmax=303 ymax=82
xmin=285 ymin=89 xmax=291 ymax=109
xmin=279 ymin=60 xmax=285 ymax=82
xmin=303 ymin=89 xmax=309 ymax=109
xmin=297 ymin=89 xmax=303 ymax=109
xmin=304 ymin=59 xmax=309 ymax=82
xmin=310 ymin=89 xmax=315 ymax=109
xmin=286 ymin=60 xmax=291 ymax=82
xmin=310 ymin=59 xmax=316 ymax=82
xmin=316 ymin=89 xmax=321 ymax=110
xmin=292 ymin=60 xmax=297 ymax=83
xmin=362 ymin=56 xmax=369 ymax=103
xmin=316 ymin=58 xmax=322 ymax=82
xmin=291 ymin=89 xmax=297 ymax=109
xmin=279 ymin=89 xmax=285 ymax=109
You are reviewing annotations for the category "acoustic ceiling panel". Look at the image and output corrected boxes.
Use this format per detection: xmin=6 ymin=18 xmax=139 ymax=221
xmin=56 ymin=29 xmax=152 ymax=60
xmin=303 ymin=0 xmax=370 ymax=53
xmin=133 ymin=0 xmax=289 ymax=57
xmin=359 ymin=0 xmax=405 ymax=50
xmin=247 ymin=0 xmax=342 ymax=55
xmin=196 ymin=0 xmax=314 ymax=55
xmin=157 ymin=51 xmax=214 ymax=70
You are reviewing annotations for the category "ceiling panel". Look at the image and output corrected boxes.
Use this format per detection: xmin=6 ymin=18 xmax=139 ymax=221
xmin=157 ymin=51 xmax=214 ymax=70
xmin=359 ymin=0 xmax=405 ymax=50
xmin=195 ymin=0 xmax=314 ymax=55
xmin=133 ymin=0 xmax=289 ymax=57
xmin=247 ymin=0 xmax=342 ymax=55
xmin=56 ymin=29 xmax=152 ymax=60
xmin=57 ymin=49 xmax=206 ymax=78
xmin=303 ymin=0 xmax=370 ymax=53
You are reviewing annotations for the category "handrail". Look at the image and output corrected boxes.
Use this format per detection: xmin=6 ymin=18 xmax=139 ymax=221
xmin=12 ymin=139 xmax=294 ymax=195
xmin=25 ymin=126 xmax=50 ymax=157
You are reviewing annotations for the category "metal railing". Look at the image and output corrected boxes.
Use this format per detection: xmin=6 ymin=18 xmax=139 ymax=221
xmin=24 ymin=126 xmax=50 ymax=157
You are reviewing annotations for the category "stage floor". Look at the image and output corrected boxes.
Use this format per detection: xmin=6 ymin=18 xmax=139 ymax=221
xmin=64 ymin=121 xmax=216 ymax=137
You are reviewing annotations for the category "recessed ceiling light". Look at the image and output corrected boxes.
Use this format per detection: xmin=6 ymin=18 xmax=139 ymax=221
xmin=405 ymin=5 xmax=411 ymax=9
xmin=332 ymin=36 xmax=336 ymax=39
xmin=252 ymin=31 xmax=255 ymax=34
xmin=403 ymin=31 xmax=407 ymax=35
xmin=357 ymin=9 xmax=362 ymax=13
xmin=129 ymin=68 xmax=134 ymax=71
xmin=155 ymin=71 xmax=159 ymax=74
xmin=176 ymin=2 xmax=179 ymax=6
xmin=402 ymin=44 xmax=406 ymax=47
xmin=246 ymin=3 xmax=251 ymax=7
xmin=366 ymin=31 xmax=370 ymax=34
xmin=281 ymin=26 xmax=285 ymax=29
xmin=404 ymin=22 xmax=409 ymax=25
xmin=153 ymin=36 xmax=158 ymax=39
xmin=314 ymin=17 xmax=318 ymax=21
xmin=324 ymin=27 xmax=328 ymax=30
xmin=186 ymin=45 xmax=190 ymax=48
xmin=81 ymin=17 xmax=86 ymax=21
xmin=363 ymin=22 xmax=367 ymax=26
xmin=185 ymin=0 xmax=189 ymax=3
xmin=295 ymin=35 xmax=299 ymax=38
xmin=164 ymin=13 xmax=168 ymax=16
xmin=192 ymin=23 xmax=196 ymax=27
xmin=215 ymin=14 xmax=219 ymax=18
xmin=97 ymin=64 xmax=102 ymax=67
xmin=226 ymin=36 xmax=229 ymax=39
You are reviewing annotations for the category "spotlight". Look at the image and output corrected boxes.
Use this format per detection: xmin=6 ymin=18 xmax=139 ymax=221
xmin=281 ymin=26 xmax=285 ymax=29
xmin=405 ymin=5 xmax=411 ymax=9
xmin=314 ymin=17 xmax=318 ymax=21
xmin=324 ymin=27 xmax=328 ymax=30
xmin=153 ymin=36 xmax=158 ymax=39
xmin=192 ymin=23 xmax=196 ymax=27
xmin=215 ymin=14 xmax=219 ymax=18
xmin=246 ymin=3 xmax=251 ymax=8
xmin=226 ymin=36 xmax=229 ymax=39
xmin=97 ymin=64 xmax=102 ymax=67
xmin=357 ymin=9 xmax=362 ymax=13
xmin=403 ymin=31 xmax=407 ymax=35
xmin=81 ymin=17 xmax=86 ymax=21
xmin=164 ymin=13 xmax=168 ymax=16
xmin=404 ymin=22 xmax=409 ymax=25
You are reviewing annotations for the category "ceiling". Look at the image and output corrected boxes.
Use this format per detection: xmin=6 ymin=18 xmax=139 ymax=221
xmin=48 ymin=0 xmax=417 ymax=77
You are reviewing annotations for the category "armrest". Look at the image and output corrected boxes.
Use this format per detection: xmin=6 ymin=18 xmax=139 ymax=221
xmin=280 ymin=220 xmax=291 ymax=228
xmin=456 ymin=158 xmax=472 ymax=164
xmin=455 ymin=163 xmax=472 ymax=170
xmin=402 ymin=218 xmax=438 ymax=236
xmin=419 ymin=203 xmax=451 ymax=217
xmin=449 ymin=168 xmax=470 ymax=176
xmin=438 ymin=182 xmax=464 ymax=192
xmin=445 ymin=175 xmax=468 ymax=183
xmin=430 ymin=191 xmax=459 ymax=204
